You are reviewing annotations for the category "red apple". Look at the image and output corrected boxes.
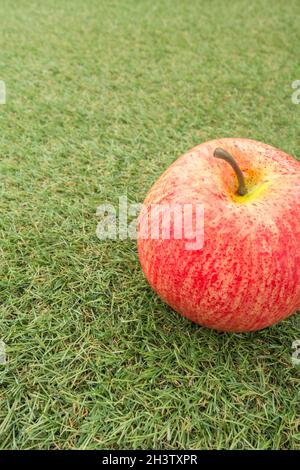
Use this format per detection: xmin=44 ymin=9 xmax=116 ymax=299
xmin=137 ymin=138 xmax=300 ymax=332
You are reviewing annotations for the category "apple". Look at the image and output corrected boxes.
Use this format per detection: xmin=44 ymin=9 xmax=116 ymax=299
xmin=137 ymin=138 xmax=300 ymax=332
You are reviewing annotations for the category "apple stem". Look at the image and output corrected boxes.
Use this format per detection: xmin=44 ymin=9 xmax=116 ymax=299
xmin=213 ymin=148 xmax=247 ymax=196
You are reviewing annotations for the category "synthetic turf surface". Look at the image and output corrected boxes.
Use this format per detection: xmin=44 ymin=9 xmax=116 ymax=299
xmin=1 ymin=0 xmax=300 ymax=450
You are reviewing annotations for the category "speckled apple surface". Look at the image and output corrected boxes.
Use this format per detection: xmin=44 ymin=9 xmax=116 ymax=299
xmin=137 ymin=138 xmax=300 ymax=332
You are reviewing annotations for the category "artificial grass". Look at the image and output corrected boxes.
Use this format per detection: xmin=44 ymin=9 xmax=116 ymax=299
xmin=1 ymin=0 xmax=300 ymax=450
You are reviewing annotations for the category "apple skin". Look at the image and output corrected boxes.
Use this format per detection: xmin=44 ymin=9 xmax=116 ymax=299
xmin=137 ymin=138 xmax=300 ymax=332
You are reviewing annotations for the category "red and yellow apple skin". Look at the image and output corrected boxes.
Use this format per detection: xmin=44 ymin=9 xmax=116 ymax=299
xmin=137 ymin=138 xmax=300 ymax=332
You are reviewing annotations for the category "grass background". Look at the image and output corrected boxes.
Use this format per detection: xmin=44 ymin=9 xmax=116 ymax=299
xmin=1 ymin=0 xmax=300 ymax=450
